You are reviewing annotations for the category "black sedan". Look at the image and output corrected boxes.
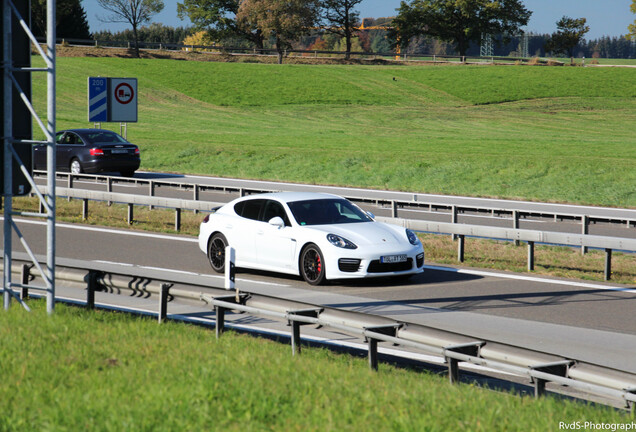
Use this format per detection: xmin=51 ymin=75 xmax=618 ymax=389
xmin=33 ymin=129 xmax=140 ymax=177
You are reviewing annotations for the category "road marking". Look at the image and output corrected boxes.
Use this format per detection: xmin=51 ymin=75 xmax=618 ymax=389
xmin=423 ymin=265 xmax=636 ymax=294
xmin=5 ymin=217 xmax=634 ymax=292
xmin=7 ymin=217 xmax=198 ymax=242
xmin=92 ymin=260 xmax=289 ymax=287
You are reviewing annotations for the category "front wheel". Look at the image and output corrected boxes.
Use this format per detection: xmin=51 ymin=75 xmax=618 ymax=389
xmin=300 ymin=244 xmax=326 ymax=286
xmin=207 ymin=233 xmax=228 ymax=273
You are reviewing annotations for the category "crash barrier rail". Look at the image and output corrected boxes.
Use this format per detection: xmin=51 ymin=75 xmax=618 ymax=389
xmin=40 ymin=37 xmax=527 ymax=64
xmin=33 ymin=171 xmax=636 ymax=232
xmin=2 ymin=256 xmax=636 ymax=412
xmin=33 ymin=173 xmax=636 ymax=280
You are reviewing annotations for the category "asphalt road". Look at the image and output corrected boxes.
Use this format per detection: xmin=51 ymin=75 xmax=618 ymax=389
xmin=35 ymin=171 xmax=636 ymax=239
xmin=3 ymin=216 xmax=636 ymax=373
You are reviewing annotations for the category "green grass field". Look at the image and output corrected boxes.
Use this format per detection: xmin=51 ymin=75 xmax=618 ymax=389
xmin=0 ymin=301 xmax=630 ymax=431
xmin=32 ymin=56 xmax=636 ymax=208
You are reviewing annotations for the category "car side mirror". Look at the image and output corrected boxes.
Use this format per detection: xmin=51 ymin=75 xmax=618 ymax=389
xmin=268 ymin=216 xmax=285 ymax=229
xmin=367 ymin=212 xmax=375 ymax=220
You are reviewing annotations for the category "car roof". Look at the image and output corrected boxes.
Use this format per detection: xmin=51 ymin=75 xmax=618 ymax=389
xmin=59 ymin=128 xmax=118 ymax=134
xmin=238 ymin=192 xmax=343 ymax=204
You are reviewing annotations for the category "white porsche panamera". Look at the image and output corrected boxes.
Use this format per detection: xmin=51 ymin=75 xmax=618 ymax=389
xmin=198 ymin=192 xmax=425 ymax=285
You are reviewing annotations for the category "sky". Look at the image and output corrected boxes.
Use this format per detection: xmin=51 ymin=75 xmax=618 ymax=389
xmin=82 ymin=0 xmax=634 ymax=40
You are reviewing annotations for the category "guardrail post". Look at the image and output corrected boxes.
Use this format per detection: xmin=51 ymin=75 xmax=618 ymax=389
xmin=604 ymin=248 xmax=612 ymax=281
xmin=391 ymin=201 xmax=398 ymax=218
xmin=193 ymin=185 xmax=199 ymax=214
xmin=527 ymin=241 xmax=535 ymax=271
xmin=581 ymin=215 xmax=589 ymax=255
xmin=447 ymin=357 xmax=460 ymax=384
xmin=451 ymin=205 xmax=458 ymax=241
xmin=175 ymin=209 xmax=181 ymax=231
xmin=513 ymin=211 xmax=520 ymax=246
xmin=457 ymin=235 xmax=465 ymax=263
xmin=534 ymin=378 xmax=547 ymax=398
xmin=368 ymin=338 xmax=379 ymax=370
xmin=149 ymin=181 xmax=155 ymax=210
xmin=215 ymin=305 xmax=226 ymax=339
xmin=107 ymin=177 xmax=113 ymax=206
xmin=287 ymin=308 xmax=322 ymax=356
xmin=86 ymin=270 xmax=101 ymax=310
xmin=20 ymin=264 xmax=30 ymax=300
xmin=127 ymin=204 xmax=134 ymax=225
xmin=158 ymin=283 xmax=171 ymax=323
xmin=82 ymin=199 xmax=89 ymax=220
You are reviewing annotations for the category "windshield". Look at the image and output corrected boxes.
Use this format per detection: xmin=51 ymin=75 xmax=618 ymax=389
xmin=287 ymin=198 xmax=372 ymax=226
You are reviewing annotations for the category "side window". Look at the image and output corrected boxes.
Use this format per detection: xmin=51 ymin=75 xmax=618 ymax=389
xmin=67 ymin=132 xmax=81 ymax=145
xmin=261 ymin=200 xmax=291 ymax=226
xmin=234 ymin=199 xmax=265 ymax=221
xmin=55 ymin=132 xmax=64 ymax=144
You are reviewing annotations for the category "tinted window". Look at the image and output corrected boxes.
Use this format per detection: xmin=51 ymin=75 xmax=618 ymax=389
xmin=288 ymin=199 xmax=372 ymax=226
xmin=84 ymin=131 xmax=127 ymax=144
xmin=234 ymin=199 xmax=265 ymax=221
xmin=262 ymin=200 xmax=291 ymax=226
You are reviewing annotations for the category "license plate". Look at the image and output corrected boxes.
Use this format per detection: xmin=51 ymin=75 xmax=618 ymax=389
xmin=111 ymin=149 xmax=128 ymax=154
xmin=380 ymin=254 xmax=407 ymax=264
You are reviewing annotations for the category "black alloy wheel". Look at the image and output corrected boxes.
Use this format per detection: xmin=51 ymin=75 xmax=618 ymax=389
xmin=300 ymin=244 xmax=326 ymax=285
xmin=208 ymin=233 xmax=228 ymax=273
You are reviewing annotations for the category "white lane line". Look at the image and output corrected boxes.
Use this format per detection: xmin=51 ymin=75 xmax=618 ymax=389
xmin=423 ymin=265 xmax=636 ymax=294
xmin=6 ymin=217 xmax=198 ymax=242
xmin=92 ymin=260 xmax=289 ymax=287
xmin=6 ymin=217 xmax=634 ymax=292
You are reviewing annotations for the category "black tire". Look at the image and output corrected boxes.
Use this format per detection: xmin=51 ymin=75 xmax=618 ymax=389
xmin=207 ymin=233 xmax=228 ymax=273
xmin=300 ymin=244 xmax=326 ymax=286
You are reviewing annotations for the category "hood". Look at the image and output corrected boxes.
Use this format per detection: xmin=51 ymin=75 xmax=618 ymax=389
xmin=307 ymin=222 xmax=405 ymax=246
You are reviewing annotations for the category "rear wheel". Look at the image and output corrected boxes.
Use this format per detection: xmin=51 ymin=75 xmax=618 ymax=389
xmin=300 ymin=244 xmax=326 ymax=286
xmin=207 ymin=233 xmax=228 ymax=273
xmin=70 ymin=158 xmax=83 ymax=174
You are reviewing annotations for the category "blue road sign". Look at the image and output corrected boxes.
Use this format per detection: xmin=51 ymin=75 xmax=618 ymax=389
xmin=88 ymin=77 xmax=108 ymax=122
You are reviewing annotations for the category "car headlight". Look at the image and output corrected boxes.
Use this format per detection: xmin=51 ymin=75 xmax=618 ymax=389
xmin=406 ymin=229 xmax=420 ymax=245
xmin=327 ymin=234 xmax=357 ymax=249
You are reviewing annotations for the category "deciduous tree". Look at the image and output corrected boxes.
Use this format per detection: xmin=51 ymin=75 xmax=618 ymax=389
xmin=391 ymin=0 xmax=532 ymax=57
xmin=176 ymin=0 xmax=264 ymax=48
xmin=237 ymin=0 xmax=321 ymax=64
xmin=544 ymin=16 xmax=589 ymax=59
xmin=321 ymin=0 xmax=363 ymax=60
xmin=626 ymin=0 xmax=636 ymax=41
xmin=97 ymin=0 xmax=165 ymax=57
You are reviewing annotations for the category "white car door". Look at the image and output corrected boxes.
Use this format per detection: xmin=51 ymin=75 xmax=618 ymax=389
xmin=255 ymin=200 xmax=297 ymax=272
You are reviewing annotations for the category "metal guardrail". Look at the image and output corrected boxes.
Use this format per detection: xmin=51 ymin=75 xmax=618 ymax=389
xmin=2 ymin=257 xmax=636 ymax=412
xmin=35 ymin=177 xmax=636 ymax=280
xmin=44 ymin=37 xmax=529 ymax=63
xmin=34 ymin=171 xmax=636 ymax=228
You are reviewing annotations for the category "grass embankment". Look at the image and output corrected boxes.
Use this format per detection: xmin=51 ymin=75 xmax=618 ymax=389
xmin=0 ymin=301 xmax=630 ymax=431
xmin=32 ymin=57 xmax=636 ymax=208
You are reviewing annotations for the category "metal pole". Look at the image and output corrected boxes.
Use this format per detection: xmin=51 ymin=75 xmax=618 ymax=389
xmin=3 ymin=0 xmax=13 ymax=310
xmin=46 ymin=0 xmax=56 ymax=314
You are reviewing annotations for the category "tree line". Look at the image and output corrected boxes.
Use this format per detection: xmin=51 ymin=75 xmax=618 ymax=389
xmin=33 ymin=0 xmax=636 ymax=62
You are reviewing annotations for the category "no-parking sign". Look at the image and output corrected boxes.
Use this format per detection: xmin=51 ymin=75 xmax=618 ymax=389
xmin=88 ymin=77 xmax=138 ymax=123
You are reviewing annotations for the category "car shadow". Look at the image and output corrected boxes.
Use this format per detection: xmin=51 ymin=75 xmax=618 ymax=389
xmin=233 ymin=265 xmax=483 ymax=287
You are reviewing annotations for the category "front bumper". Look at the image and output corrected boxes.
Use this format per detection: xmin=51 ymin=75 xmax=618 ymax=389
xmin=323 ymin=244 xmax=425 ymax=280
